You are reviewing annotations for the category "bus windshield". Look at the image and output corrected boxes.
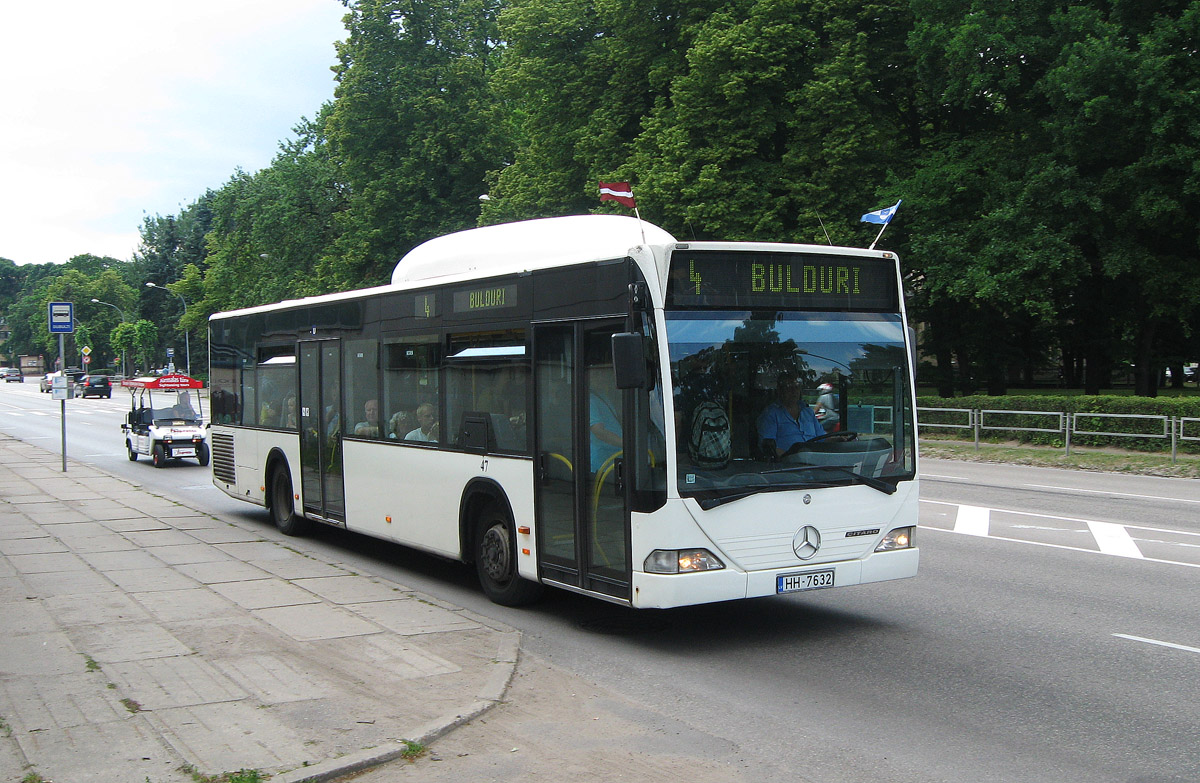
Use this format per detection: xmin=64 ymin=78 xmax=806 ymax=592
xmin=667 ymin=311 xmax=915 ymax=504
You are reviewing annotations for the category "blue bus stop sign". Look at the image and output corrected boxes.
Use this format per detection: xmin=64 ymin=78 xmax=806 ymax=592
xmin=48 ymin=302 xmax=74 ymax=334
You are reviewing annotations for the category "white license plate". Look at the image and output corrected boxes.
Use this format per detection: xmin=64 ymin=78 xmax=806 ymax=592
xmin=777 ymin=570 xmax=835 ymax=594
xmin=172 ymin=447 xmax=196 ymax=458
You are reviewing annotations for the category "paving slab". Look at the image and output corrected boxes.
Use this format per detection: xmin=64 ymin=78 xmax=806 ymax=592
xmin=23 ymin=569 xmax=118 ymax=598
xmin=0 ymin=631 xmax=85 ymax=676
xmin=13 ymin=717 xmax=187 ymax=783
xmin=348 ymin=598 xmax=482 ymax=636
xmin=253 ymin=603 xmax=385 ymax=641
xmin=148 ymin=542 xmax=233 ymax=565
xmin=0 ymin=536 xmax=67 ymax=556
xmin=211 ymin=577 xmax=322 ymax=610
xmin=7 ymin=551 xmax=90 ymax=574
xmin=68 ymin=621 xmax=193 ymax=662
xmin=176 ymin=559 xmax=272 ymax=584
xmin=80 ymin=548 xmax=165 ymax=571
xmin=105 ymin=656 xmax=248 ymax=709
xmin=104 ymin=565 xmax=199 ymax=592
xmin=294 ymin=574 xmax=411 ymax=604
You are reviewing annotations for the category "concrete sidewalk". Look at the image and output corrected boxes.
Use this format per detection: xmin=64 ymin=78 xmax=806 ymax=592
xmin=0 ymin=433 xmax=519 ymax=783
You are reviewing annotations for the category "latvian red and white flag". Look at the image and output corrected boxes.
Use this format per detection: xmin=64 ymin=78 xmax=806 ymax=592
xmin=599 ymin=181 xmax=637 ymax=209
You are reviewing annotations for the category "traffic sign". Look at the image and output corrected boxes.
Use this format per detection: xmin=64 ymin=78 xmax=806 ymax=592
xmin=82 ymin=346 xmax=92 ymax=356
xmin=48 ymin=302 xmax=74 ymax=334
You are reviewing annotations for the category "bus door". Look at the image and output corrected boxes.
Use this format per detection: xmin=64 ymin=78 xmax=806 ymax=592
xmin=533 ymin=321 xmax=631 ymax=602
xmin=299 ymin=340 xmax=346 ymax=525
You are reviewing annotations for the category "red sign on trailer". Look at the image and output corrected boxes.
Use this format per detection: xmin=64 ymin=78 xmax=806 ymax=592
xmin=121 ymin=373 xmax=204 ymax=390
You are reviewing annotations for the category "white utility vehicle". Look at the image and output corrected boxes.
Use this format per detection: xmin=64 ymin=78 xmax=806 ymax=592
xmin=121 ymin=374 xmax=210 ymax=467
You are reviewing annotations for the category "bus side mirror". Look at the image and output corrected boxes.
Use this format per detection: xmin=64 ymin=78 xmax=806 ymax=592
xmin=612 ymin=332 xmax=648 ymax=390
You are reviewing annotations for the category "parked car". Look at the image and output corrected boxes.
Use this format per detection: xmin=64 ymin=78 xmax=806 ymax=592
xmin=39 ymin=368 xmax=85 ymax=393
xmin=75 ymin=374 xmax=112 ymax=398
xmin=1 ymin=367 xmax=22 ymax=382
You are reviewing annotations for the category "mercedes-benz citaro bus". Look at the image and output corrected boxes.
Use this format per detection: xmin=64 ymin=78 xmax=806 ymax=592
xmin=209 ymin=215 xmax=918 ymax=608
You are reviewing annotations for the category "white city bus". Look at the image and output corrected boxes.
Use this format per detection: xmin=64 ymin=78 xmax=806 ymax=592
xmin=209 ymin=215 xmax=918 ymax=608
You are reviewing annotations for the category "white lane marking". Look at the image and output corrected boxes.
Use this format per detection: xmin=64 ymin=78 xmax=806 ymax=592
xmin=1114 ymin=634 xmax=1200 ymax=656
xmin=1087 ymin=521 xmax=1144 ymax=558
xmin=1024 ymin=483 xmax=1200 ymax=505
xmin=953 ymin=505 xmax=991 ymax=537
xmin=926 ymin=473 xmax=1200 ymax=505
xmin=921 ymin=500 xmax=1189 ymax=565
xmin=920 ymin=525 xmax=1200 ymax=569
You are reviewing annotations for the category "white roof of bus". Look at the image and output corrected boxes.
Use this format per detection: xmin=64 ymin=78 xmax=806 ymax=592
xmin=208 ymin=216 xmax=899 ymax=321
xmin=391 ymin=214 xmax=676 ymax=285
xmin=211 ymin=215 xmax=676 ymax=320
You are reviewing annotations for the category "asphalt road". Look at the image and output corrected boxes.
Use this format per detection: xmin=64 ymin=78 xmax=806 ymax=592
xmin=3 ymin=379 xmax=1198 ymax=783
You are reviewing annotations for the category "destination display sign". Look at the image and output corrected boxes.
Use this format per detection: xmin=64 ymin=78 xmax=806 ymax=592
xmin=451 ymin=283 xmax=519 ymax=314
xmin=666 ymin=251 xmax=899 ymax=311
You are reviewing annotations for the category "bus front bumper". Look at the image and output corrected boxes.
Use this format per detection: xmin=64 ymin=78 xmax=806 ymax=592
xmin=630 ymin=547 xmax=919 ymax=609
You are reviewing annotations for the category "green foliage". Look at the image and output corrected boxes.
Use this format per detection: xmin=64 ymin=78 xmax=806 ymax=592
xmin=325 ymin=0 xmax=510 ymax=287
xmin=112 ymin=320 xmax=160 ymax=373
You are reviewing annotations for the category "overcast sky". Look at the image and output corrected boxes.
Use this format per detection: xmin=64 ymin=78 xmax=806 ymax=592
xmin=0 ymin=0 xmax=347 ymax=266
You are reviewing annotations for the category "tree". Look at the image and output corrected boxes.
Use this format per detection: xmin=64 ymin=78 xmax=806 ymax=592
xmin=324 ymin=0 xmax=511 ymax=288
xmin=112 ymin=320 xmax=160 ymax=374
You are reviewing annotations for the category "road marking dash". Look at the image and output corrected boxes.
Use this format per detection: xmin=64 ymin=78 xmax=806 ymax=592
xmin=953 ymin=505 xmax=990 ymax=537
xmin=1114 ymin=634 xmax=1200 ymax=656
xmin=1087 ymin=520 xmax=1144 ymax=558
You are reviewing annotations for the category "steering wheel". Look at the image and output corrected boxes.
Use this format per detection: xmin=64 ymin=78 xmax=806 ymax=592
xmin=807 ymin=431 xmax=858 ymax=444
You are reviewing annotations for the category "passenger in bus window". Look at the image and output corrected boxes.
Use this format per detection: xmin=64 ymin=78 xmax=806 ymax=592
xmin=283 ymin=394 xmax=298 ymax=429
xmin=353 ymin=399 xmax=380 ymax=437
xmin=387 ymin=409 xmax=411 ymax=439
xmin=590 ymin=390 xmax=622 ymax=471
xmin=405 ymin=403 xmax=439 ymax=442
xmin=757 ymin=372 xmax=824 ymax=458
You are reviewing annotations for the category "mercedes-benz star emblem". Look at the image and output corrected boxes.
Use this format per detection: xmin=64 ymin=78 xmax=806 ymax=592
xmin=793 ymin=526 xmax=821 ymax=560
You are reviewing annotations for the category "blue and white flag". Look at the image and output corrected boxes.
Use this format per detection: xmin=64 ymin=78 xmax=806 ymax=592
xmin=861 ymin=199 xmax=902 ymax=225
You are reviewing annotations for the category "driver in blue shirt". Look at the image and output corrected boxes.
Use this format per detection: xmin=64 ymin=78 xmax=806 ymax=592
xmin=757 ymin=372 xmax=824 ymax=458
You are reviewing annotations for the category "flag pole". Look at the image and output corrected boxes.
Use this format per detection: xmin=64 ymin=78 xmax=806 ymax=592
xmin=634 ymin=205 xmax=648 ymax=246
xmin=868 ymin=222 xmax=888 ymax=250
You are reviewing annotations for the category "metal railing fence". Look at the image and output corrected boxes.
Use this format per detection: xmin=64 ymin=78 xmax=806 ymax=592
xmin=917 ymin=407 xmax=1200 ymax=464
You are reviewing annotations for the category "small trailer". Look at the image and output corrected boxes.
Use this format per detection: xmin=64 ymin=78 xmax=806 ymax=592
xmin=121 ymin=374 xmax=209 ymax=467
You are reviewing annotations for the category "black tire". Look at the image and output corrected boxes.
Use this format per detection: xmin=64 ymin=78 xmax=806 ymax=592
xmin=197 ymin=442 xmax=210 ymax=467
xmin=152 ymin=443 xmax=166 ymax=468
xmin=475 ymin=502 xmax=543 ymax=606
xmin=270 ymin=465 xmax=309 ymax=536
xmin=127 ymin=442 xmax=137 ymax=462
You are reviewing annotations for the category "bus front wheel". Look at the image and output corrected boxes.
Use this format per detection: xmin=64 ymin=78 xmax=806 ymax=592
xmin=475 ymin=503 xmax=542 ymax=607
xmin=270 ymin=465 xmax=309 ymax=536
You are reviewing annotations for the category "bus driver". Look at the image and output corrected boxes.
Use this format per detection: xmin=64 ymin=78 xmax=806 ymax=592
xmin=757 ymin=372 xmax=825 ymax=459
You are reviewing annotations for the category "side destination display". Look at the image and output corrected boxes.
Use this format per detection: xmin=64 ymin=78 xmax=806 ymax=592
xmin=667 ymin=250 xmax=899 ymax=311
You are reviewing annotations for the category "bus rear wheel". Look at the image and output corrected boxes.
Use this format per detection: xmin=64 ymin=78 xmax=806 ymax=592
xmin=475 ymin=502 xmax=542 ymax=607
xmin=270 ymin=465 xmax=309 ymax=536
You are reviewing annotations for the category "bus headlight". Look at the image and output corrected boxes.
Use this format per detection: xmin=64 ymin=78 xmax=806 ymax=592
xmin=874 ymin=527 xmax=915 ymax=552
xmin=644 ymin=549 xmax=725 ymax=574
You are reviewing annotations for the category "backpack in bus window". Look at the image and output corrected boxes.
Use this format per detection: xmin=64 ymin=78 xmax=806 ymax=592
xmin=689 ymin=401 xmax=730 ymax=468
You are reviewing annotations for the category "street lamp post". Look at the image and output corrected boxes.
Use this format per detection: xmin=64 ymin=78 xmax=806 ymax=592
xmin=90 ymin=298 xmax=127 ymax=378
xmin=145 ymin=283 xmax=189 ymax=375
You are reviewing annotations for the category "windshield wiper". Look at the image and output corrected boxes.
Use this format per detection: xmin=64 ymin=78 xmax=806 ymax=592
xmin=690 ymin=483 xmax=812 ymax=510
xmin=760 ymin=464 xmax=896 ymax=495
